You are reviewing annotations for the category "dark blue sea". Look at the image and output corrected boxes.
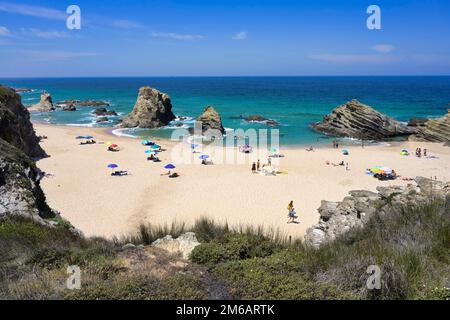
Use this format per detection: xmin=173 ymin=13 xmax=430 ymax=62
xmin=2 ymin=76 xmax=449 ymax=145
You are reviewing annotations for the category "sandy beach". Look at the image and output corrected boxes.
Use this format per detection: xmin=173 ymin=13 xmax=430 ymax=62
xmin=33 ymin=123 xmax=450 ymax=239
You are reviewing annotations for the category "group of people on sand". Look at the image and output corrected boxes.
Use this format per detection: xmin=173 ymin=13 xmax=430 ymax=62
xmin=415 ymin=147 xmax=427 ymax=158
xmin=332 ymin=140 xmax=340 ymax=149
xmin=251 ymin=158 xmax=272 ymax=173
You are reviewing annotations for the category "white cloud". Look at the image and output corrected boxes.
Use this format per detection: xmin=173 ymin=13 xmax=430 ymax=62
xmin=310 ymin=54 xmax=398 ymax=63
xmin=371 ymin=44 xmax=395 ymax=53
xmin=0 ymin=2 xmax=66 ymax=20
xmin=232 ymin=31 xmax=247 ymax=40
xmin=25 ymin=50 xmax=99 ymax=61
xmin=0 ymin=25 xmax=10 ymax=36
xmin=21 ymin=28 xmax=70 ymax=39
xmin=151 ymin=32 xmax=204 ymax=41
xmin=113 ymin=20 xmax=142 ymax=29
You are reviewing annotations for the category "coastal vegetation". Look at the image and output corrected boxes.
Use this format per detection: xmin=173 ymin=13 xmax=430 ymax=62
xmin=1 ymin=196 xmax=448 ymax=300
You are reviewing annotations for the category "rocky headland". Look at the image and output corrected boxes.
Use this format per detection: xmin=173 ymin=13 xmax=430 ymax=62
xmin=0 ymin=86 xmax=47 ymax=158
xmin=409 ymin=109 xmax=450 ymax=144
xmin=120 ymin=86 xmax=175 ymax=128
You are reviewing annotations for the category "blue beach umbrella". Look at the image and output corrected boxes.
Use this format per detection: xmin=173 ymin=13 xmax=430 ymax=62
xmin=107 ymin=164 xmax=118 ymax=172
xmin=151 ymin=145 xmax=161 ymax=149
xmin=164 ymin=164 xmax=176 ymax=170
xmin=144 ymin=150 xmax=157 ymax=154
xmin=191 ymin=143 xmax=199 ymax=149
xmin=76 ymin=135 xmax=93 ymax=139
xmin=199 ymin=155 xmax=209 ymax=160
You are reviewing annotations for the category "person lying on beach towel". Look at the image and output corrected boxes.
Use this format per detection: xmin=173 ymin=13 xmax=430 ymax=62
xmin=169 ymin=172 xmax=179 ymax=178
xmin=111 ymin=170 xmax=129 ymax=176
xmin=306 ymin=146 xmax=314 ymax=152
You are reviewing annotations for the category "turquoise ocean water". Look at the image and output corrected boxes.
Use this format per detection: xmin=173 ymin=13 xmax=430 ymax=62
xmin=1 ymin=77 xmax=449 ymax=145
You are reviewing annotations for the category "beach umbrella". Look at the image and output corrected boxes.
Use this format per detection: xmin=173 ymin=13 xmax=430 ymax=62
xmin=106 ymin=141 xmax=113 ymax=146
xmin=76 ymin=135 xmax=93 ymax=139
xmin=110 ymin=144 xmax=119 ymax=148
xmin=151 ymin=145 xmax=161 ymax=149
xmin=107 ymin=164 xmax=118 ymax=172
xmin=342 ymin=149 xmax=349 ymax=154
xmin=199 ymin=155 xmax=209 ymax=160
xmin=144 ymin=150 xmax=157 ymax=154
xmin=164 ymin=164 xmax=176 ymax=169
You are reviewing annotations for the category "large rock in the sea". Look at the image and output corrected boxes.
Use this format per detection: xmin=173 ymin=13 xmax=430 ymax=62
xmin=0 ymin=86 xmax=46 ymax=158
xmin=312 ymin=99 xmax=415 ymax=140
xmin=410 ymin=109 xmax=450 ymax=143
xmin=29 ymin=92 xmax=55 ymax=112
xmin=196 ymin=106 xmax=225 ymax=134
xmin=120 ymin=86 xmax=175 ymax=128
xmin=0 ymin=138 xmax=54 ymax=222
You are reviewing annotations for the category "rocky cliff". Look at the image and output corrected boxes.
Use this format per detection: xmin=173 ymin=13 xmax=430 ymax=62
xmin=0 ymin=86 xmax=46 ymax=158
xmin=29 ymin=92 xmax=55 ymax=112
xmin=120 ymin=86 xmax=175 ymax=128
xmin=313 ymin=99 xmax=415 ymax=140
xmin=305 ymin=177 xmax=450 ymax=247
xmin=0 ymin=138 xmax=54 ymax=222
xmin=196 ymin=106 xmax=225 ymax=135
xmin=410 ymin=109 xmax=450 ymax=143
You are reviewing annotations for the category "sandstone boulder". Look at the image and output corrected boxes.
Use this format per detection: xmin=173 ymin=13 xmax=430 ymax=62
xmin=152 ymin=232 xmax=201 ymax=259
xmin=120 ymin=87 xmax=175 ymax=128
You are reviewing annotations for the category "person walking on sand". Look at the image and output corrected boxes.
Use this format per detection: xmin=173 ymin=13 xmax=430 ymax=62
xmin=252 ymin=162 xmax=256 ymax=173
xmin=257 ymin=159 xmax=260 ymax=171
xmin=287 ymin=201 xmax=298 ymax=223
xmin=424 ymin=148 xmax=427 ymax=157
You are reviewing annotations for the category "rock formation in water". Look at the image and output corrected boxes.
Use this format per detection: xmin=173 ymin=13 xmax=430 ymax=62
xmin=0 ymin=86 xmax=46 ymax=158
xmin=245 ymin=115 xmax=279 ymax=126
xmin=196 ymin=106 xmax=225 ymax=134
xmin=312 ymin=99 xmax=415 ymax=140
xmin=410 ymin=109 xmax=450 ymax=143
xmin=56 ymin=100 xmax=110 ymax=108
xmin=120 ymin=86 xmax=175 ymax=128
xmin=93 ymin=108 xmax=117 ymax=116
xmin=29 ymin=92 xmax=55 ymax=112
xmin=305 ymin=177 xmax=450 ymax=248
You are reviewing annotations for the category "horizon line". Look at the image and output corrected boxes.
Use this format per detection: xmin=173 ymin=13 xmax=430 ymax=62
xmin=2 ymin=74 xmax=450 ymax=80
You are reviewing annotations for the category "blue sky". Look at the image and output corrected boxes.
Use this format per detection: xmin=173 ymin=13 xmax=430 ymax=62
xmin=0 ymin=0 xmax=449 ymax=77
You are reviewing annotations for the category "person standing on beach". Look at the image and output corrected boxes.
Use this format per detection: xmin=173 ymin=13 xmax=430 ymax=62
xmin=268 ymin=157 xmax=272 ymax=167
xmin=424 ymin=148 xmax=427 ymax=157
xmin=257 ymin=160 xmax=260 ymax=171
xmin=287 ymin=201 xmax=298 ymax=223
xmin=252 ymin=162 xmax=256 ymax=173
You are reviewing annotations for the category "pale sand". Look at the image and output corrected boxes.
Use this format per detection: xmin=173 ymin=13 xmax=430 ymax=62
xmin=34 ymin=123 xmax=450 ymax=240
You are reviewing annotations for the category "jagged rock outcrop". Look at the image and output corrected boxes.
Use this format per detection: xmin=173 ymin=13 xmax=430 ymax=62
xmin=313 ymin=99 xmax=415 ymax=140
xmin=196 ymin=106 xmax=225 ymax=134
xmin=0 ymin=86 xmax=46 ymax=158
xmin=120 ymin=87 xmax=175 ymax=128
xmin=410 ymin=110 xmax=450 ymax=143
xmin=245 ymin=115 xmax=279 ymax=126
xmin=93 ymin=108 xmax=117 ymax=116
xmin=29 ymin=92 xmax=55 ymax=112
xmin=56 ymin=100 xmax=110 ymax=108
xmin=305 ymin=177 xmax=450 ymax=248
xmin=152 ymin=232 xmax=201 ymax=259
xmin=0 ymin=138 xmax=55 ymax=222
